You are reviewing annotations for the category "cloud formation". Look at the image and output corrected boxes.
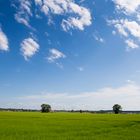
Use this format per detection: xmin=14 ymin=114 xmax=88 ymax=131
xmin=15 ymin=0 xmax=92 ymax=31
xmin=93 ymin=34 xmax=104 ymax=43
xmin=114 ymin=0 xmax=140 ymax=14
xmin=3 ymin=83 xmax=140 ymax=110
xmin=109 ymin=0 xmax=140 ymax=49
xmin=60 ymin=1 xmax=92 ymax=31
xmin=15 ymin=0 xmax=32 ymax=27
xmin=0 ymin=28 xmax=9 ymax=51
xmin=125 ymin=39 xmax=139 ymax=49
xmin=20 ymin=38 xmax=40 ymax=60
xmin=47 ymin=48 xmax=66 ymax=63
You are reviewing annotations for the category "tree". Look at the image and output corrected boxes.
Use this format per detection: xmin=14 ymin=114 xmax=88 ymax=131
xmin=41 ymin=104 xmax=51 ymax=113
xmin=113 ymin=104 xmax=122 ymax=114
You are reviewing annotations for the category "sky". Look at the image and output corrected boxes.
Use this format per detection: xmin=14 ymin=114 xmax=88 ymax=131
xmin=0 ymin=0 xmax=140 ymax=110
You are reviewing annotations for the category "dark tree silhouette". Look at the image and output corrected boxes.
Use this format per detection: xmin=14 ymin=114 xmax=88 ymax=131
xmin=41 ymin=104 xmax=51 ymax=113
xmin=113 ymin=104 xmax=122 ymax=114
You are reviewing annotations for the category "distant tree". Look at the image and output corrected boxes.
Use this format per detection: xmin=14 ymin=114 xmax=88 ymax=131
xmin=80 ymin=110 xmax=82 ymax=113
xmin=113 ymin=104 xmax=122 ymax=114
xmin=41 ymin=104 xmax=51 ymax=113
xmin=71 ymin=109 xmax=74 ymax=112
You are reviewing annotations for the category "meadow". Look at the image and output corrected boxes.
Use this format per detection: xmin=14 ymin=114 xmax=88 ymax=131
xmin=0 ymin=112 xmax=140 ymax=140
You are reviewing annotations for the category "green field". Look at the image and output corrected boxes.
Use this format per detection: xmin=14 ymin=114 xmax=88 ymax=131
xmin=0 ymin=112 xmax=140 ymax=140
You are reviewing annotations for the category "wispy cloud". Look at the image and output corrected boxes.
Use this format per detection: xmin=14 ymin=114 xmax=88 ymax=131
xmin=108 ymin=0 xmax=140 ymax=50
xmin=113 ymin=0 xmax=140 ymax=14
xmin=125 ymin=39 xmax=139 ymax=50
xmin=0 ymin=28 xmax=9 ymax=51
xmin=61 ymin=2 xmax=92 ymax=31
xmin=93 ymin=35 xmax=104 ymax=43
xmin=109 ymin=19 xmax=140 ymax=38
xmin=47 ymin=48 xmax=66 ymax=63
xmin=15 ymin=0 xmax=92 ymax=31
xmin=14 ymin=0 xmax=32 ymax=28
xmin=4 ymin=83 xmax=140 ymax=110
xmin=20 ymin=38 xmax=40 ymax=60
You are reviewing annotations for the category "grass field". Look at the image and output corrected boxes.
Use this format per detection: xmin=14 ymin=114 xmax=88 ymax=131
xmin=0 ymin=112 xmax=140 ymax=140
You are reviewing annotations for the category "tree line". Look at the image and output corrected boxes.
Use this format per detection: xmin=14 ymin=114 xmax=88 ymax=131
xmin=1 ymin=104 xmax=139 ymax=114
xmin=41 ymin=104 xmax=122 ymax=114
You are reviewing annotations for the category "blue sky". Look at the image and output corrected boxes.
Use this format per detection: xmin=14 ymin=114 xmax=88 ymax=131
xmin=0 ymin=0 xmax=140 ymax=110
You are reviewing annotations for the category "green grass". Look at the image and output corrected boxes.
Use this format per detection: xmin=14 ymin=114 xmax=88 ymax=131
xmin=0 ymin=112 xmax=140 ymax=140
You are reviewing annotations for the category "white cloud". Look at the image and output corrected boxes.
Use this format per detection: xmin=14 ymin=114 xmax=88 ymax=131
xmin=5 ymin=83 xmax=140 ymax=110
xmin=15 ymin=14 xmax=30 ymax=27
xmin=108 ymin=19 xmax=140 ymax=38
xmin=15 ymin=0 xmax=92 ymax=31
xmin=125 ymin=39 xmax=139 ymax=49
xmin=61 ymin=2 xmax=92 ymax=31
xmin=113 ymin=0 xmax=140 ymax=14
xmin=108 ymin=19 xmax=140 ymax=49
xmin=15 ymin=0 xmax=32 ymax=27
xmin=93 ymin=35 xmax=105 ymax=43
xmin=112 ymin=20 xmax=128 ymax=37
xmin=34 ymin=0 xmax=42 ymax=6
xmin=47 ymin=48 xmax=66 ymax=63
xmin=123 ymin=20 xmax=140 ymax=38
xmin=0 ymin=28 xmax=9 ymax=51
xmin=20 ymin=38 xmax=40 ymax=60
xmin=109 ymin=1 xmax=140 ymax=50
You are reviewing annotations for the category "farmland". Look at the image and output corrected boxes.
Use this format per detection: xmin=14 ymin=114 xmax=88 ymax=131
xmin=0 ymin=112 xmax=140 ymax=140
